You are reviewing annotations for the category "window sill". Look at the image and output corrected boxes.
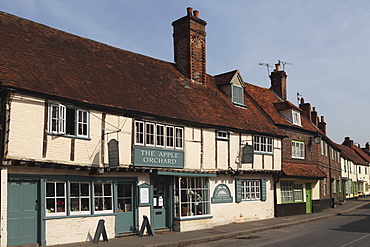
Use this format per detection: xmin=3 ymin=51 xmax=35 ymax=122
xmin=174 ymin=215 xmax=213 ymax=221
xmin=44 ymin=212 xmax=115 ymax=220
xmin=48 ymin=133 xmax=91 ymax=140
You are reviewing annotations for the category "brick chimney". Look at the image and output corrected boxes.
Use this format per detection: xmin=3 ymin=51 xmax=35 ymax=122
xmin=342 ymin=137 xmax=354 ymax=149
xmin=270 ymin=63 xmax=288 ymax=100
xmin=318 ymin=116 xmax=326 ymax=134
xmin=311 ymin=107 xmax=319 ymax=126
xmin=172 ymin=7 xmax=207 ymax=84
xmin=299 ymin=98 xmax=312 ymax=122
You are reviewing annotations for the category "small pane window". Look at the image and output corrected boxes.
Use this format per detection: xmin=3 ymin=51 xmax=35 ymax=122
xmin=94 ymin=183 xmax=113 ymax=213
xmin=135 ymin=121 xmax=144 ymax=145
xmin=46 ymin=182 xmax=66 ymax=215
xmin=70 ymin=182 xmax=90 ymax=214
xmin=241 ymin=180 xmax=261 ymax=201
xmin=146 ymin=123 xmax=155 ymax=146
xmin=292 ymin=140 xmax=305 ymax=159
xmin=281 ymin=182 xmax=293 ymax=202
xmin=292 ymin=111 xmax=301 ymax=125
xmin=77 ymin=110 xmax=89 ymax=137
xmin=217 ymin=130 xmax=229 ymax=140
xmin=294 ymin=184 xmax=303 ymax=201
xmin=166 ymin=126 xmax=174 ymax=148
xmin=175 ymin=127 xmax=183 ymax=149
xmin=156 ymin=124 xmax=165 ymax=147
xmin=253 ymin=135 xmax=273 ymax=154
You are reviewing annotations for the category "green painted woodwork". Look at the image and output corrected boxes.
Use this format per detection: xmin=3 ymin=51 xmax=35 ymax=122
xmin=305 ymin=183 xmax=312 ymax=213
xmin=8 ymin=180 xmax=39 ymax=246
xmin=134 ymin=147 xmax=184 ymax=168
xmin=116 ymin=183 xmax=136 ymax=234
xmin=152 ymin=176 xmax=170 ymax=229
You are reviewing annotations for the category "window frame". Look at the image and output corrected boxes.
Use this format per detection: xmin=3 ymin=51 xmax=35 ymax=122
xmin=174 ymin=177 xmax=210 ymax=218
xmin=253 ymin=135 xmax=273 ymax=154
xmin=175 ymin=127 xmax=184 ymax=149
xmin=231 ymin=84 xmax=244 ymax=106
xmin=46 ymin=181 xmax=67 ymax=216
xmin=292 ymin=140 xmax=305 ymax=159
xmin=241 ymin=179 xmax=261 ymax=201
xmin=292 ymin=111 xmax=301 ymax=126
xmin=93 ymin=182 xmax=113 ymax=214
xmin=216 ymin=130 xmax=229 ymax=140
xmin=49 ymin=103 xmax=89 ymax=138
xmin=70 ymin=182 xmax=91 ymax=215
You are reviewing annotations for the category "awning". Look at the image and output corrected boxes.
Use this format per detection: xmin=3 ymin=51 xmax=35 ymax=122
xmin=282 ymin=163 xmax=326 ymax=179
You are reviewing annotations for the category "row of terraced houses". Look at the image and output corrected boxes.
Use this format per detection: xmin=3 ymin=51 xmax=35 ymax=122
xmin=1 ymin=8 xmax=369 ymax=246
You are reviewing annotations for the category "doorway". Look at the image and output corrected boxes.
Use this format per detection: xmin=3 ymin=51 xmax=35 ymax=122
xmin=152 ymin=176 xmax=171 ymax=229
xmin=116 ymin=182 xmax=136 ymax=234
xmin=8 ymin=180 xmax=39 ymax=246
xmin=306 ymin=183 xmax=312 ymax=213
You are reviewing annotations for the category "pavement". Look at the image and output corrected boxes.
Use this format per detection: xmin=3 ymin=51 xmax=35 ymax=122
xmin=50 ymin=197 xmax=370 ymax=247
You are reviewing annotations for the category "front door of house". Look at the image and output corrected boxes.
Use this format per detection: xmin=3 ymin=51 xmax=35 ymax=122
xmin=305 ymin=183 xmax=312 ymax=213
xmin=116 ymin=183 xmax=135 ymax=234
xmin=152 ymin=177 xmax=170 ymax=229
xmin=8 ymin=180 xmax=39 ymax=246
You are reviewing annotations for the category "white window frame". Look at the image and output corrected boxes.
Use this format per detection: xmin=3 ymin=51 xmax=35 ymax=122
xmin=145 ymin=122 xmax=155 ymax=146
xmin=231 ymin=84 xmax=244 ymax=106
xmin=292 ymin=140 xmax=305 ymax=159
xmin=175 ymin=127 xmax=183 ymax=149
xmin=166 ymin=126 xmax=174 ymax=148
xmin=216 ymin=130 xmax=229 ymax=140
xmin=70 ymin=182 xmax=91 ymax=215
xmin=94 ymin=182 xmax=113 ymax=214
xmin=294 ymin=184 xmax=303 ymax=201
xmin=281 ymin=182 xmax=293 ymax=202
xmin=49 ymin=103 xmax=89 ymax=138
xmin=46 ymin=181 xmax=67 ymax=216
xmin=135 ymin=121 xmax=145 ymax=145
xmin=241 ymin=180 xmax=261 ymax=201
xmin=156 ymin=124 xmax=165 ymax=147
xmin=292 ymin=111 xmax=301 ymax=126
xmin=253 ymin=135 xmax=273 ymax=154
xmin=174 ymin=177 xmax=210 ymax=218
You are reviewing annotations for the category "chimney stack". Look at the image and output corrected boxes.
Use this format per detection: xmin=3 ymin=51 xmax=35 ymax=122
xmin=318 ymin=116 xmax=326 ymax=134
xmin=172 ymin=7 xmax=207 ymax=84
xmin=299 ymin=98 xmax=312 ymax=122
xmin=311 ymin=107 xmax=318 ymax=126
xmin=342 ymin=137 xmax=354 ymax=149
xmin=270 ymin=63 xmax=288 ymax=100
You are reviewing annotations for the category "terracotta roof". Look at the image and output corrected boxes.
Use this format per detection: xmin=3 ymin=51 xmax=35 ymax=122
xmin=214 ymin=70 xmax=237 ymax=86
xmin=245 ymin=83 xmax=318 ymax=132
xmin=0 ymin=12 xmax=284 ymax=136
xmin=338 ymin=144 xmax=368 ymax=165
xmin=353 ymin=145 xmax=370 ymax=163
xmin=282 ymin=162 xmax=326 ymax=179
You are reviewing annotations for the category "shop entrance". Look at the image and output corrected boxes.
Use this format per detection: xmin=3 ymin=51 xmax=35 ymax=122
xmin=116 ymin=182 xmax=136 ymax=234
xmin=152 ymin=176 xmax=171 ymax=229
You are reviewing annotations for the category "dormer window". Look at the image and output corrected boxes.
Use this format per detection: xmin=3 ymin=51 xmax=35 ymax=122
xmin=292 ymin=111 xmax=301 ymax=126
xmin=232 ymin=84 xmax=244 ymax=106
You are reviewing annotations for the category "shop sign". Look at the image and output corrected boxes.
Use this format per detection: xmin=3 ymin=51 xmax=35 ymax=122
xmin=211 ymin=184 xmax=233 ymax=203
xmin=241 ymin=144 xmax=254 ymax=163
xmin=134 ymin=147 xmax=184 ymax=168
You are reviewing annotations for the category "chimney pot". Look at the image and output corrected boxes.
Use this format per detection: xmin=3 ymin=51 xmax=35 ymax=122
xmin=193 ymin=10 xmax=199 ymax=18
xmin=301 ymin=97 xmax=305 ymax=104
xmin=187 ymin=7 xmax=193 ymax=16
xmin=321 ymin=116 xmax=325 ymax=122
xmin=275 ymin=63 xmax=281 ymax=71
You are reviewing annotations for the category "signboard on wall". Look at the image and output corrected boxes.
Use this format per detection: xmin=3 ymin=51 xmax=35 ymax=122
xmin=108 ymin=139 xmax=119 ymax=167
xmin=241 ymin=144 xmax=254 ymax=164
xmin=211 ymin=184 xmax=233 ymax=203
xmin=134 ymin=147 xmax=184 ymax=168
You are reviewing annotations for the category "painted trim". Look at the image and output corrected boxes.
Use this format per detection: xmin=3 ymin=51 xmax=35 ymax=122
xmin=174 ymin=215 xmax=213 ymax=221
xmin=157 ymin=171 xmax=216 ymax=177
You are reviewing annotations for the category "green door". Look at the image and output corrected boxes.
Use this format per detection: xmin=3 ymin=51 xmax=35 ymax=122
xmin=305 ymin=183 xmax=312 ymax=213
xmin=8 ymin=180 xmax=39 ymax=246
xmin=116 ymin=183 xmax=135 ymax=234
xmin=152 ymin=177 xmax=169 ymax=229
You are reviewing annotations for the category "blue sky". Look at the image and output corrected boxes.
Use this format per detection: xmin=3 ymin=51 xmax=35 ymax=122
xmin=2 ymin=0 xmax=370 ymax=146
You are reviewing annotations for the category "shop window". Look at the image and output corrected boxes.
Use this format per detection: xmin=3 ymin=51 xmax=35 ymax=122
xmin=70 ymin=182 xmax=90 ymax=214
xmin=253 ymin=135 xmax=273 ymax=154
xmin=46 ymin=182 xmax=66 ymax=215
xmin=174 ymin=177 xmax=210 ymax=218
xmin=49 ymin=103 xmax=89 ymax=138
xmin=294 ymin=184 xmax=303 ymax=201
xmin=94 ymin=183 xmax=113 ymax=213
xmin=280 ymin=182 xmax=293 ymax=202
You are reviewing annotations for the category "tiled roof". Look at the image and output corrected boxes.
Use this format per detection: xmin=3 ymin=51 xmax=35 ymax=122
xmin=0 ymin=12 xmax=284 ymax=136
xmin=338 ymin=144 xmax=368 ymax=165
xmin=214 ymin=70 xmax=237 ymax=85
xmin=282 ymin=162 xmax=326 ymax=178
xmin=353 ymin=145 xmax=370 ymax=163
xmin=245 ymin=83 xmax=318 ymax=132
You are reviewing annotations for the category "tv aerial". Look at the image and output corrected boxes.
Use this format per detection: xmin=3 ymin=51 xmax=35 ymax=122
xmin=278 ymin=60 xmax=293 ymax=71
xmin=258 ymin=63 xmax=273 ymax=77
